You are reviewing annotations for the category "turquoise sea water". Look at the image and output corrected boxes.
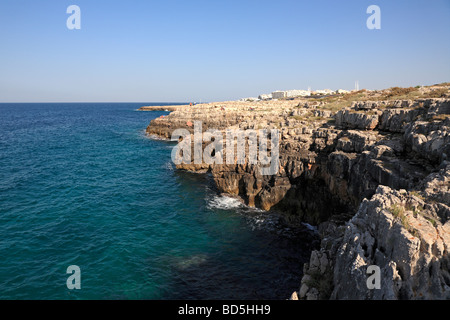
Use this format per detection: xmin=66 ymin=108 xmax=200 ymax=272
xmin=0 ymin=103 xmax=314 ymax=299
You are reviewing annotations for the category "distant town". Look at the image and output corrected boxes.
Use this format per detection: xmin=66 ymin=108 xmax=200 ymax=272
xmin=239 ymin=88 xmax=352 ymax=102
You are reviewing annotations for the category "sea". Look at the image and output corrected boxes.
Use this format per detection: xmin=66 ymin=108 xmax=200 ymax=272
xmin=0 ymin=103 xmax=315 ymax=299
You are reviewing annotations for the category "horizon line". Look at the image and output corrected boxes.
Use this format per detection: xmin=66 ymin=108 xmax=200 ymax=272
xmin=0 ymin=101 xmax=192 ymax=104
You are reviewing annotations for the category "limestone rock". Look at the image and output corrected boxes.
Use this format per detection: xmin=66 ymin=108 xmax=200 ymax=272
xmin=335 ymin=109 xmax=380 ymax=130
xmin=143 ymin=92 xmax=450 ymax=300
xmin=330 ymin=184 xmax=450 ymax=300
xmin=289 ymin=291 xmax=299 ymax=300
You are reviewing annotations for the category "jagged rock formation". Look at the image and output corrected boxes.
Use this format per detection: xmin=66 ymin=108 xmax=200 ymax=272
xmin=300 ymin=178 xmax=450 ymax=300
xmin=144 ymin=85 xmax=450 ymax=300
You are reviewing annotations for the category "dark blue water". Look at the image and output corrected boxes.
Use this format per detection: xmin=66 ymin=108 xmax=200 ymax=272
xmin=0 ymin=103 xmax=314 ymax=300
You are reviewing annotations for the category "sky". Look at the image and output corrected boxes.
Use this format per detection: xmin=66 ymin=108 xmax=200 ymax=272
xmin=0 ymin=0 xmax=449 ymax=102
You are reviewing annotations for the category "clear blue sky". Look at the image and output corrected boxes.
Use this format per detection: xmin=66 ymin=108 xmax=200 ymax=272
xmin=0 ymin=0 xmax=449 ymax=102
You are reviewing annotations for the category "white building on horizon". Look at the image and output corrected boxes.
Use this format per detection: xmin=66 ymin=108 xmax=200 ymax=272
xmin=258 ymin=93 xmax=273 ymax=100
xmin=314 ymin=89 xmax=334 ymax=95
xmin=286 ymin=89 xmax=311 ymax=98
xmin=271 ymin=91 xmax=287 ymax=99
xmin=271 ymin=89 xmax=311 ymax=99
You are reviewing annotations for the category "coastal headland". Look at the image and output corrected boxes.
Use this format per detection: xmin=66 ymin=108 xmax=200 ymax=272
xmin=141 ymin=84 xmax=450 ymax=300
xmin=139 ymin=105 xmax=189 ymax=112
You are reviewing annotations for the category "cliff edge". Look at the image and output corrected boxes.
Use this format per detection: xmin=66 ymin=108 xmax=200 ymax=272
xmin=144 ymin=84 xmax=450 ymax=299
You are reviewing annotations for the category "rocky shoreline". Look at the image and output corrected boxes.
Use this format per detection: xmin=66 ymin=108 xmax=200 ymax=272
xmin=143 ymin=84 xmax=450 ymax=300
xmin=139 ymin=105 xmax=189 ymax=112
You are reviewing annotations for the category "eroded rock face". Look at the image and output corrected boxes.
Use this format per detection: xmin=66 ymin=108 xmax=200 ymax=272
xmin=297 ymin=166 xmax=450 ymax=300
xmin=147 ymin=99 xmax=449 ymax=219
xmin=145 ymin=96 xmax=450 ymax=299
xmin=330 ymin=193 xmax=445 ymax=299
xmin=404 ymin=119 xmax=450 ymax=164
xmin=333 ymin=184 xmax=449 ymax=299
xmin=335 ymin=109 xmax=381 ymax=130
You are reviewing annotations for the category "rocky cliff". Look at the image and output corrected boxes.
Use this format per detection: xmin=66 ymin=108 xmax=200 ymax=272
xmin=144 ymin=85 xmax=450 ymax=300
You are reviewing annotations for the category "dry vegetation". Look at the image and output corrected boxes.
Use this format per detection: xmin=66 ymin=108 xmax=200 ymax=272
xmin=310 ymin=84 xmax=449 ymax=113
xmin=424 ymin=87 xmax=448 ymax=98
xmin=385 ymin=87 xmax=418 ymax=98
xmin=310 ymin=90 xmax=368 ymax=112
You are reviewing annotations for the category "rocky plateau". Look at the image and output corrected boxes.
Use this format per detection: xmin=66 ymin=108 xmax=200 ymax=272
xmin=141 ymin=84 xmax=450 ymax=300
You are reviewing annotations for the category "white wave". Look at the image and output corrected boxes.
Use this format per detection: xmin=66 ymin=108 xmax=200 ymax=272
xmin=247 ymin=213 xmax=279 ymax=232
xmin=253 ymin=216 xmax=266 ymax=225
xmin=146 ymin=134 xmax=170 ymax=141
xmin=163 ymin=162 xmax=174 ymax=171
xmin=207 ymin=194 xmax=243 ymax=210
